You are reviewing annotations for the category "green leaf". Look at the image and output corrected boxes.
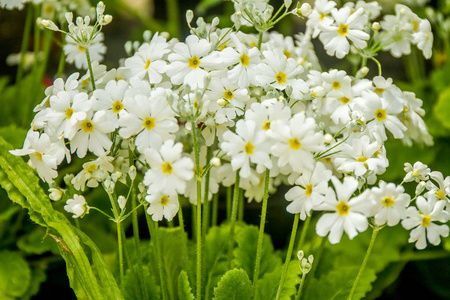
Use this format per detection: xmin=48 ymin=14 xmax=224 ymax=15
xmin=434 ymin=87 xmax=450 ymax=130
xmin=233 ymin=225 xmax=282 ymax=281
xmin=213 ymin=268 xmax=253 ymax=300
xmin=17 ymin=227 xmax=60 ymax=255
xmin=0 ymin=205 xmax=20 ymax=221
xmin=158 ymin=227 xmax=188 ymax=300
xmin=21 ymin=268 xmax=47 ymax=300
xmin=0 ymin=125 xmax=28 ymax=149
xmin=0 ymin=250 xmax=31 ymax=298
xmin=204 ymin=224 xmax=232 ymax=299
xmin=254 ymin=261 xmax=300 ymax=300
xmin=304 ymin=267 xmax=376 ymax=300
xmin=124 ymin=265 xmax=161 ymax=300
xmin=178 ymin=270 xmax=195 ymax=300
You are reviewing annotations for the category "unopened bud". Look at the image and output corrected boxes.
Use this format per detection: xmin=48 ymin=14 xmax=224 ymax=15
xmin=124 ymin=41 xmax=133 ymax=55
xmin=284 ymin=0 xmax=293 ymax=9
xmin=129 ymin=166 xmax=137 ymax=181
xmin=64 ymin=174 xmax=74 ymax=186
xmin=41 ymin=19 xmax=59 ymax=31
xmin=186 ymin=10 xmax=194 ymax=24
xmin=65 ymin=12 xmax=73 ymax=24
xmin=211 ymin=17 xmax=220 ymax=27
xmin=217 ymin=98 xmax=227 ymax=106
xmin=415 ymin=181 xmax=426 ymax=195
xmin=324 ymin=133 xmax=333 ymax=144
xmin=299 ymin=3 xmax=312 ymax=17
xmin=118 ymin=195 xmax=127 ymax=210
xmin=372 ymin=22 xmax=381 ymax=31
xmin=102 ymin=15 xmax=113 ymax=25
xmin=210 ymin=157 xmax=221 ymax=167
xmin=297 ymin=250 xmax=304 ymax=261
xmin=49 ymin=188 xmax=63 ymax=201
xmin=143 ymin=30 xmax=152 ymax=42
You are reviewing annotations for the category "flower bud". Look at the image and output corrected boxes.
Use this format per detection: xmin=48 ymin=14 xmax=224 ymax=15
xmin=299 ymin=3 xmax=312 ymax=17
xmin=41 ymin=19 xmax=59 ymax=31
xmin=210 ymin=157 xmax=221 ymax=167
xmin=211 ymin=17 xmax=220 ymax=28
xmin=186 ymin=10 xmax=194 ymax=24
xmin=324 ymin=133 xmax=333 ymax=144
xmin=49 ymin=188 xmax=63 ymax=201
xmin=129 ymin=166 xmax=137 ymax=181
xmin=118 ymin=195 xmax=127 ymax=210
xmin=415 ymin=181 xmax=426 ymax=195
xmin=64 ymin=174 xmax=74 ymax=186
xmin=65 ymin=12 xmax=73 ymax=24
xmin=124 ymin=41 xmax=133 ymax=55
xmin=143 ymin=30 xmax=152 ymax=42
xmin=284 ymin=0 xmax=292 ymax=9
xmin=96 ymin=1 xmax=105 ymax=16
xmin=217 ymin=98 xmax=227 ymax=106
xmin=102 ymin=15 xmax=113 ymax=25
xmin=297 ymin=250 xmax=304 ymax=261
xmin=372 ymin=22 xmax=381 ymax=31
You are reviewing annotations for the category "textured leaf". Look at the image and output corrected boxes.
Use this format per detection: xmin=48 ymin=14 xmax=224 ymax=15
xmin=178 ymin=270 xmax=195 ymax=300
xmin=204 ymin=224 xmax=232 ymax=299
xmin=158 ymin=227 xmax=188 ymax=300
xmin=0 ymin=250 xmax=31 ymax=298
xmin=233 ymin=225 xmax=282 ymax=281
xmin=17 ymin=227 xmax=60 ymax=255
xmin=213 ymin=268 xmax=253 ymax=300
xmin=304 ymin=267 xmax=376 ymax=300
xmin=254 ymin=261 xmax=300 ymax=300
xmin=124 ymin=265 xmax=161 ymax=300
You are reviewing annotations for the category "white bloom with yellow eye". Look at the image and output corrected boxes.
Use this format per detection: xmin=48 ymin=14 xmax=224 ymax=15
xmin=413 ymin=19 xmax=433 ymax=59
xmin=370 ymin=181 xmax=410 ymax=226
xmin=64 ymin=194 xmax=89 ymax=218
xmin=146 ymin=191 xmax=179 ymax=222
xmin=93 ymin=79 xmax=129 ymax=122
xmin=64 ymin=27 xmax=106 ymax=70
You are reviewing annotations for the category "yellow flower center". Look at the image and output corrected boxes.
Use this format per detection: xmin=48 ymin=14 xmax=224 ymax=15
xmin=340 ymin=97 xmax=350 ymax=104
xmin=289 ymin=138 xmax=301 ymax=150
xmin=250 ymin=42 xmax=258 ymax=48
xmin=374 ymin=88 xmax=384 ymax=94
xmin=81 ymin=120 xmax=95 ymax=133
xmin=320 ymin=12 xmax=325 ymax=21
xmin=375 ymin=108 xmax=387 ymax=121
xmin=78 ymin=45 xmax=86 ymax=52
xmin=35 ymin=152 xmax=43 ymax=162
xmin=436 ymin=190 xmax=446 ymax=200
xmin=275 ymin=71 xmax=287 ymax=84
xmin=188 ymin=56 xmax=200 ymax=69
xmin=240 ymin=53 xmax=250 ymax=66
xmin=86 ymin=164 xmax=97 ymax=174
xmin=144 ymin=59 xmax=151 ymax=70
xmin=382 ymin=196 xmax=395 ymax=208
xmin=162 ymin=162 xmax=173 ymax=174
xmin=422 ymin=215 xmax=431 ymax=227
xmin=283 ymin=50 xmax=291 ymax=58
xmin=262 ymin=121 xmax=271 ymax=130
xmin=112 ymin=100 xmax=124 ymax=113
xmin=65 ymin=107 xmax=74 ymax=119
xmin=336 ymin=201 xmax=350 ymax=216
xmin=160 ymin=195 xmax=170 ymax=206
xmin=357 ymin=156 xmax=368 ymax=163
xmin=332 ymin=81 xmax=341 ymax=90
xmin=143 ymin=117 xmax=156 ymax=130
xmin=244 ymin=141 xmax=254 ymax=155
xmin=411 ymin=20 xmax=419 ymax=31
xmin=305 ymin=184 xmax=313 ymax=196
xmin=223 ymin=90 xmax=234 ymax=101
xmin=338 ymin=23 xmax=349 ymax=36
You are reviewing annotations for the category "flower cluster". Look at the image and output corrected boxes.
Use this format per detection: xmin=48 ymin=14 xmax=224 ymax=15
xmin=11 ymin=0 xmax=450 ymax=249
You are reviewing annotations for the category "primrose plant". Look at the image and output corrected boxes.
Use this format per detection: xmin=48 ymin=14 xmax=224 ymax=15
xmin=5 ymin=0 xmax=450 ymax=299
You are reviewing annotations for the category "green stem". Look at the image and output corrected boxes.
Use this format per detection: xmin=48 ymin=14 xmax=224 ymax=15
xmin=228 ymin=172 xmax=241 ymax=267
xmin=295 ymin=272 xmax=307 ymax=300
xmin=226 ymin=186 xmax=232 ymax=220
xmin=16 ymin=4 xmax=33 ymax=83
xmin=202 ymin=147 xmax=212 ymax=237
xmin=146 ymin=214 xmax=168 ymax=300
xmin=275 ymin=214 xmax=300 ymax=300
xmin=297 ymin=215 xmax=311 ymax=252
xmin=257 ymin=31 xmax=263 ymax=50
xmin=238 ymin=189 xmax=244 ymax=221
xmin=347 ymin=226 xmax=381 ymax=300
xmin=120 ymin=224 xmax=142 ymax=299
xmin=116 ymin=221 xmax=125 ymax=289
xmin=212 ymin=193 xmax=218 ymax=227
xmin=165 ymin=0 xmax=180 ymax=37
xmin=252 ymin=168 xmax=270 ymax=287
xmin=178 ymin=204 xmax=185 ymax=230
xmin=56 ymin=35 xmax=66 ymax=78
xmin=132 ymin=193 xmax=148 ymax=299
xmin=85 ymin=48 xmax=96 ymax=90
xmin=192 ymin=122 xmax=203 ymax=300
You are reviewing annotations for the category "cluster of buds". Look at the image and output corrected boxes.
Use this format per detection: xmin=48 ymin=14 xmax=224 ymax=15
xmin=297 ymin=250 xmax=314 ymax=274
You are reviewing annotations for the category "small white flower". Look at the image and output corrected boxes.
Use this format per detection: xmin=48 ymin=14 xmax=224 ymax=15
xmin=64 ymin=28 xmax=106 ymax=70
xmin=370 ymin=181 xmax=410 ymax=226
xmin=404 ymin=161 xmax=430 ymax=183
xmin=64 ymin=194 xmax=89 ymax=218
xmin=146 ymin=192 xmax=179 ymax=222
xmin=413 ymin=19 xmax=433 ymax=59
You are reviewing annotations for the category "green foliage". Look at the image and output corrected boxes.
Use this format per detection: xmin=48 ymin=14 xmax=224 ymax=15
xmin=158 ymin=227 xmax=189 ymax=300
xmin=22 ymin=268 xmax=47 ymax=300
xmin=304 ymin=267 xmax=376 ymax=300
xmin=434 ymin=87 xmax=450 ymax=130
xmin=0 ymin=250 xmax=31 ymax=298
xmin=124 ymin=266 xmax=161 ymax=300
xmin=254 ymin=261 xmax=301 ymax=300
xmin=233 ymin=224 xmax=282 ymax=280
xmin=17 ymin=227 xmax=60 ymax=255
xmin=178 ymin=270 xmax=195 ymax=300
xmin=213 ymin=268 xmax=253 ymax=300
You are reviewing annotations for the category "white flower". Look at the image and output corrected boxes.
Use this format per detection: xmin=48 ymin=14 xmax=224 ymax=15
xmin=93 ymin=80 xmax=129 ymax=119
xmin=146 ymin=191 xmax=179 ymax=221
xmin=285 ymin=162 xmax=331 ymax=220
xmin=370 ymin=181 xmax=410 ymax=226
xmin=221 ymin=119 xmax=272 ymax=178
xmin=315 ymin=176 xmax=373 ymax=244
xmin=306 ymin=0 xmax=337 ymax=38
xmin=404 ymin=161 xmax=430 ymax=183
xmin=64 ymin=29 xmax=106 ymax=70
xmin=70 ymin=110 xmax=115 ymax=158
xmin=413 ymin=19 xmax=433 ymax=59
xmin=143 ymin=140 xmax=194 ymax=195
xmin=318 ymin=7 xmax=369 ymax=59
xmin=10 ymin=130 xmax=58 ymax=183
xmin=425 ymin=171 xmax=450 ymax=202
xmin=401 ymin=196 xmax=449 ymax=249
xmin=124 ymin=33 xmax=170 ymax=83
xmin=71 ymin=155 xmax=114 ymax=191
xmin=64 ymin=194 xmax=89 ymax=218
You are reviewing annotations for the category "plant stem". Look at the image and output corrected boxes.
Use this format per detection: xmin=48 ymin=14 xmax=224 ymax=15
xmin=226 ymin=186 xmax=232 ymax=220
xmin=252 ymin=168 xmax=270 ymax=287
xmin=56 ymin=35 xmax=66 ymax=78
xmin=296 ymin=215 xmax=311 ymax=252
xmin=178 ymin=203 xmax=185 ymax=230
xmin=116 ymin=220 xmax=125 ymax=289
xmin=275 ymin=214 xmax=299 ymax=300
xmin=228 ymin=172 xmax=241 ymax=267
xmin=146 ymin=214 xmax=168 ymax=300
xmin=347 ymin=226 xmax=381 ymax=300
xmin=257 ymin=31 xmax=263 ymax=50
xmin=192 ymin=122 xmax=203 ymax=300
xmin=295 ymin=272 xmax=307 ymax=300
xmin=212 ymin=193 xmax=218 ymax=227
xmin=202 ymin=147 xmax=212 ymax=237
xmin=132 ymin=193 xmax=148 ymax=299
xmin=238 ymin=190 xmax=244 ymax=221
xmin=85 ymin=48 xmax=96 ymax=90
xmin=16 ymin=4 xmax=33 ymax=83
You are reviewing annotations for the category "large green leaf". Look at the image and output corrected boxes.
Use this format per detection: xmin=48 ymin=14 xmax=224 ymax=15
xmin=17 ymin=227 xmax=60 ymax=255
xmin=434 ymin=87 xmax=450 ymax=130
xmin=213 ymin=268 xmax=253 ymax=300
xmin=0 ymin=250 xmax=31 ymax=298
xmin=178 ymin=270 xmax=195 ymax=300
xmin=233 ymin=225 xmax=282 ymax=281
xmin=124 ymin=265 xmax=161 ymax=300
xmin=254 ymin=261 xmax=300 ymax=300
